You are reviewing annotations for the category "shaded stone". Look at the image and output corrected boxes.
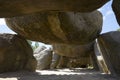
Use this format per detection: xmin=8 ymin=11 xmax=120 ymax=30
xmin=50 ymin=52 xmax=60 ymax=69
xmin=0 ymin=0 xmax=109 ymax=17
xmin=52 ymin=42 xmax=99 ymax=70
xmin=0 ymin=34 xmax=37 ymax=73
xmin=112 ymin=0 xmax=120 ymax=26
xmin=57 ymin=56 xmax=69 ymax=69
xmin=54 ymin=55 xmax=94 ymax=69
xmin=94 ymin=42 xmax=110 ymax=73
xmin=5 ymin=11 xmax=102 ymax=45
xmin=34 ymin=45 xmax=46 ymax=54
xmin=34 ymin=48 xmax=52 ymax=70
xmin=52 ymin=42 xmax=94 ymax=58
xmin=97 ymin=31 xmax=120 ymax=75
xmin=90 ymin=51 xmax=100 ymax=71
xmin=68 ymin=57 xmax=92 ymax=68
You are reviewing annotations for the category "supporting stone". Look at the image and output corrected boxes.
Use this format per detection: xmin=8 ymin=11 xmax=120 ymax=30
xmin=53 ymin=42 xmax=99 ymax=70
xmin=34 ymin=47 xmax=52 ymax=70
xmin=94 ymin=42 xmax=110 ymax=73
xmin=97 ymin=31 xmax=120 ymax=76
xmin=53 ymin=42 xmax=94 ymax=58
xmin=57 ymin=56 xmax=69 ymax=69
xmin=0 ymin=34 xmax=37 ymax=73
xmin=50 ymin=52 xmax=60 ymax=69
xmin=90 ymin=51 xmax=99 ymax=71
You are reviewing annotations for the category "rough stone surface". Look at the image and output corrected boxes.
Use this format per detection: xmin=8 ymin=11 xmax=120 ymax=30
xmin=112 ymin=0 xmax=120 ymax=26
xmin=50 ymin=54 xmax=93 ymax=69
xmin=34 ymin=48 xmax=52 ymax=70
xmin=50 ymin=52 xmax=60 ymax=69
xmin=97 ymin=31 xmax=120 ymax=75
xmin=94 ymin=42 xmax=110 ymax=73
xmin=52 ymin=42 xmax=94 ymax=58
xmin=53 ymin=42 xmax=99 ymax=69
xmin=67 ymin=57 xmax=92 ymax=68
xmin=0 ymin=34 xmax=37 ymax=73
xmin=5 ymin=10 xmax=102 ymax=45
xmin=0 ymin=0 xmax=108 ymax=17
xmin=34 ymin=46 xmax=46 ymax=54
xmin=57 ymin=56 xmax=70 ymax=69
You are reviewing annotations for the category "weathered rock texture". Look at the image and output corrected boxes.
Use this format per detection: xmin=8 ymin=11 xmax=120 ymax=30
xmin=50 ymin=52 xmax=60 ymax=69
xmin=66 ymin=58 xmax=90 ymax=68
xmin=57 ymin=56 xmax=70 ymax=69
xmin=5 ymin=11 xmax=102 ymax=45
xmin=112 ymin=0 xmax=120 ymax=26
xmin=52 ymin=42 xmax=99 ymax=70
xmin=34 ymin=47 xmax=52 ymax=70
xmin=0 ymin=34 xmax=37 ymax=73
xmin=53 ymin=42 xmax=94 ymax=58
xmin=97 ymin=31 xmax=120 ymax=75
xmin=34 ymin=46 xmax=46 ymax=54
xmin=0 ymin=0 xmax=108 ymax=17
xmin=94 ymin=42 xmax=110 ymax=73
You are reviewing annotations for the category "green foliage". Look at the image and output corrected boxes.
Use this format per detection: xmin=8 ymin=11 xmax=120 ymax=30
xmin=117 ymin=28 xmax=120 ymax=31
xmin=27 ymin=40 xmax=39 ymax=51
xmin=27 ymin=40 xmax=32 ymax=45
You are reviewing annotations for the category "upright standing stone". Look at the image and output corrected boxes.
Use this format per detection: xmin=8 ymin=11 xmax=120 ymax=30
xmin=53 ymin=42 xmax=94 ymax=58
xmin=50 ymin=52 xmax=60 ymax=69
xmin=0 ymin=34 xmax=37 ymax=73
xmin=97 ymin=31 xmax=120 ymax=75
xmin=94 ymin=42 xmax=110 ymax=73
xmin=34 ymin=48 xmax=52 ymax=70
xmin=53 ymin=42 xmax=99 ymax=70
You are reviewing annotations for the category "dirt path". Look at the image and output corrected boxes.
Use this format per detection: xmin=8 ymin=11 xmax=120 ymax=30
xmin=0 ymin=68 xmax=119 ymax=80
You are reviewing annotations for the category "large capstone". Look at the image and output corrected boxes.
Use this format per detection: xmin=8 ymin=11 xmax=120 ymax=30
xmin=0 ymin=34 xmax=37 ymax=73
xmin=0 ymin=0 xmax=108 ymax=17
xmin=52 ymin=42 xmax=94 ymax=58
xmin=97 ymin=31 xmax=120 ymax=75
xmin=5 ymin=11 xmax=102 ymax=45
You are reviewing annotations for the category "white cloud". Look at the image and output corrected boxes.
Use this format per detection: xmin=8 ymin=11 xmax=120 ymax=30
xmin=103 ymin=16 xmax=106 ymax=20
xmin=98 ymin=8 xmax=104 ymax=12
xmin=0 ymin=18 xmax=6 ymax=25
xmin=106 ymin=10 xmax=113 ymax=16
xmin=103 ymin=10 xmax=113 ymax=20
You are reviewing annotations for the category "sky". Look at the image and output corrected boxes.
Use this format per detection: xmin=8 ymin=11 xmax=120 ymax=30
xmin=0 ymin=0 xmax=119 ymax=34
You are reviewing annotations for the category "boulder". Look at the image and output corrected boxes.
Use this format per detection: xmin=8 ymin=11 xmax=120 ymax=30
xmin=97 ymin=31 xmax=120 ymax=75
xmin=57 ymin=56 xmax=69 ymax=69
xmin=0 ymin=0 xmax=108 ymax=17
xmin=112 ymin=0 xmax=120 ymax=26
xmin=34 ymin=45 xmax=46 ymax=54
xmin=0 ymin=34 xmax=37 ymax=73
xmin=94 ymin=42 xmax=110 ymax=73
xmin=34 ymin=48 xmax=52 ymax=70
xmin=52 ymin=42 xmax=94 ymax=58
xmin=50 ymin=52 xmax=60 ymax=69
xmin=5 ymin=10 xmax=102 ymax=45
xmin=68 ymin=57 xmax=92 ymax=68
xmin=54 ymin=55 xmax=93 ymax=69
xmin=53 ymin=42 xmax=99 ymax=70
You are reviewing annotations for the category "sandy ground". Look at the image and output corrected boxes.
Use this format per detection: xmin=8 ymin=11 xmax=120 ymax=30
xmin=0 ymin=68 xmax=119 ymax=80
